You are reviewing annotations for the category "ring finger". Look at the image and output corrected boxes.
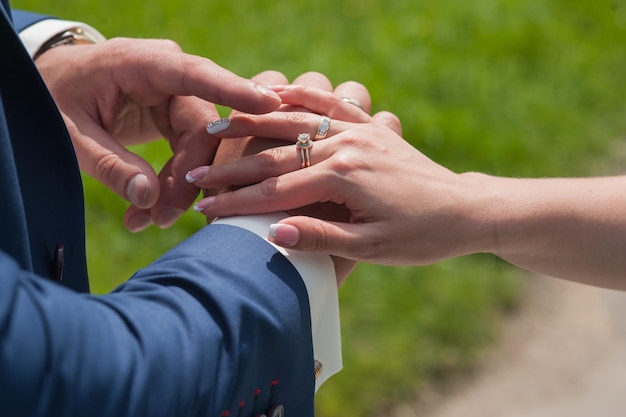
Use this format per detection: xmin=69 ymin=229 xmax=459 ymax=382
xmin=190 ymin=132 xmax=338 ymax=190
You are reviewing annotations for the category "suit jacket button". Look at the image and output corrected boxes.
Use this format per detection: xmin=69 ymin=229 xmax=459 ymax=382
xmin=49 ymin=242 xmax=64 ymax=282
xmin=267 ymin=404 xmax=284 ymax=417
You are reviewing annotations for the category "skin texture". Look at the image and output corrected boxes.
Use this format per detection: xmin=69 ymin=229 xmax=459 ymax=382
xmin=34 ymin=38 xmax=282 ymax=232
xmin=189 ymin=85 xmax=626 ymax=291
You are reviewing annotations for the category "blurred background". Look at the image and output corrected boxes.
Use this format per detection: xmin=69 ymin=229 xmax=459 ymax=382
xmin=13 ymin=0 xmax=626 ymax=415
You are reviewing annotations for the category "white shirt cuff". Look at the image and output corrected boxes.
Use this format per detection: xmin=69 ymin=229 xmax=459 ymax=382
xmin=18 ymin=19 xmax=106 ymax=58
xmin=212 ymin=214 xmax=342 ymax=392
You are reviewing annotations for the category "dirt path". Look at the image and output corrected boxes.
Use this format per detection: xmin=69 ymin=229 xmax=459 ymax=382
xmin=393 ymin=274 xmax=626 ymax=417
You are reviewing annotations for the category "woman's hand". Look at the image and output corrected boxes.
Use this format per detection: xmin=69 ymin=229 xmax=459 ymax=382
xmin=189 ymin=88 xmax=626 ymax=290
xmin=195 ymin=73 xmax=380 ymax=284
xmin=188 ymin=85 xmax=488 ymax=267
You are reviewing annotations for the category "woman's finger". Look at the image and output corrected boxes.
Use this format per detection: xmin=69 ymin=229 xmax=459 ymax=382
xmin=188 ymin=137 xmax=336 ymax=189
xmin=202 ymin=70 xmax=292 ymax=205
xmin=207 ymin=112 xmax=354 ymax=143
xmin=193 ymin=157 xmax=343 ymax=217
xmin=212 ymin=70 xmax=290 ymax=165
xmin=268 ymin=216 xmax=378 ymax=262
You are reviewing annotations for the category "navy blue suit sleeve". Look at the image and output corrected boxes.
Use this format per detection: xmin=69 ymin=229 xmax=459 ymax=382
xmin=0 ymin=225 xmax=315 ymax=417
xmin=11 ymin=10 xmax=52 ymax=32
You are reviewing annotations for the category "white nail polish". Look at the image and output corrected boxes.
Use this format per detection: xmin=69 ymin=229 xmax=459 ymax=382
xmin=269 ymin=224 xmax=280 ymax=239
xmin=185 ymin=166 xmax=210 ymax=183
xmin=193 ymin=196 xmax=215 ymax=212
xmin=206 ymin=118 xmax=231 ymax=134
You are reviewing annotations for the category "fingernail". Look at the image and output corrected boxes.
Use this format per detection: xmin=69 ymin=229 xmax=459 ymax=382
xmin=268 ymin=224 xmax=299 ymax=247
xmin=193 ymin=196 xmax=216 ymax=212
xmin=126 ymin=212 xmax=152 ymax=233
xmin=254 ymin=84 xmax=281 ymax=101
xmin=156 ymin=208 xmax=184 ymax=229
xmin=268 ymin=85 xmax=287 ymax=93
xmin=126 ymin=174 xmax=149 ymax=208
xmin=186 ymin=166 xmax=210 ymax=183
xmin=206 ymin=118 xmax=231 ymax=135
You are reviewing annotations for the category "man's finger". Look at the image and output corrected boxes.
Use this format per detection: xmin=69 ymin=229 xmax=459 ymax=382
xmin=67 ymin=116 xmax=160 ymax=209
xmin=333 ymin=81 xmax=372 ymax=114
xmin=149 ymin=95 xmax=221 ymax=229
xmin=107 ymin=38 xmax=282 ymax=114
xmin=271 ymin=85 xmax=372 ymax=123
xmin=372 ymin=111 xmax=402 ymax=135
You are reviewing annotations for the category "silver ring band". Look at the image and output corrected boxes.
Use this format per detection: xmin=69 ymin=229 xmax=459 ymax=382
xmin=314 ymin=116 xmax=331 ymax=140
xmin=341 ymin=96 xmax=364 ymax=111
xmin=296 ymin=133 xmax=313 ymax=168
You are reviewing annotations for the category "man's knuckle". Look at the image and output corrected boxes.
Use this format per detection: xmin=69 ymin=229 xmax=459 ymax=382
xmin=160 ymin=39 xmax=183 ymax=52
xmin=94 ymin=153 xmax=122 ymax=183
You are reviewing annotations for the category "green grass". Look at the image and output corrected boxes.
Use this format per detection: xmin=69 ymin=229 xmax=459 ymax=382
xmin=13 ymin=0 xmax=626 ymax=415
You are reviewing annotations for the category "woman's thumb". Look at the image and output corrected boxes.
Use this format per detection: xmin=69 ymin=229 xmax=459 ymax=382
xmin=268 ymin=216 xmax=361 ymax=259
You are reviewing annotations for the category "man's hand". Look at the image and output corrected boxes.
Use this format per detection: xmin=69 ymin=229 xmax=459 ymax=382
xmin=35 ymin=37 xmax=282 ymax=232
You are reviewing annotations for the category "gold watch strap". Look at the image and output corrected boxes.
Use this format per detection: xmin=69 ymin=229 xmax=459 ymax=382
xmin=33 ymin=27 xmax=98 ymax=60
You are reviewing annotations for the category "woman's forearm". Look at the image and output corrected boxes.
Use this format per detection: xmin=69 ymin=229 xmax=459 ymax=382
xmin=472 ymin=173 xmax=626 ymax=289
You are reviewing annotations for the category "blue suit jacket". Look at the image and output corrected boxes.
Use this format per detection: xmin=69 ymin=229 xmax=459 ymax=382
xmin=0 ymin=3 xmax=315 ymax=416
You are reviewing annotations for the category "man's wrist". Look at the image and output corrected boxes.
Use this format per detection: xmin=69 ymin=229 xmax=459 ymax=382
xmin=33 ymin=26 xmax=100 ymax=60
xmin=211 ymin=214 xmax=343 ymax=391
xmin=18 ymin=19 xmax=106 ymax=59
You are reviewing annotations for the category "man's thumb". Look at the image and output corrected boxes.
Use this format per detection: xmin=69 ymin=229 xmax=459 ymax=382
xmin=75 ymin=135 xmax=160 ymax=209
xmin=125 ymin=173 xmax=152 ymax=208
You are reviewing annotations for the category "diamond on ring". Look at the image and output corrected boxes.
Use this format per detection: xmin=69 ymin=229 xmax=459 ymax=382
xmin=296 ymin=133 xmax=313 ymax=168
xmin=297 ymin=133 xmax=312 ymax=148
xmin=314 ymin=116 xmax=331 ymax=140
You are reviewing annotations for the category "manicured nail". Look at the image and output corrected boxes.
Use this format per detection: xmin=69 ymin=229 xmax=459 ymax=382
xmin=126 ymin=212 xmax=152 ymax=233
xmin=126 ymin=174 xmax=149 ymax=208
xmin=206 ymin=118 xmax=231 ymax=135
xmin=156 ymin=208 xmax=184 ymax=229
xmin=193 ymin=196 xmax=216 ymax=212
xmin=185 ymin=166 xmax=210 ymax=183
xmin=254 ymin=84 xmax=281 ymax=101
xmin=268 ymin=224 xmax=299 ymax=247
